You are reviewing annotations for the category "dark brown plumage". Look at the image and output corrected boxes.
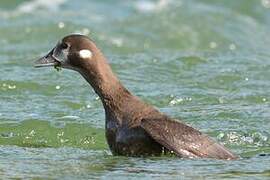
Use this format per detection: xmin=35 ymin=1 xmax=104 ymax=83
xmin=35 ymin=34 xmax=237 ymax=160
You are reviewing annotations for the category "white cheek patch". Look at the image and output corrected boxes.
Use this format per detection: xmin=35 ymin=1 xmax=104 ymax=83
xmin=79 ymin=49 xmax=92 ymax=59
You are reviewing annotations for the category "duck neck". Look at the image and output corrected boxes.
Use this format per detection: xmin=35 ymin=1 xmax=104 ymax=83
xmin=78 ymin=55 xmax=131 ymax=113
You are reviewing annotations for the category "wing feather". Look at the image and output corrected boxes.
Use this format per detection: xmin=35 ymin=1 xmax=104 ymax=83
xmin=141 ymin=117 xmax=237 ymax=160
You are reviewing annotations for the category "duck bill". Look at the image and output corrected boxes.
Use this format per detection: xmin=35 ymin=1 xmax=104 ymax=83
xmin=34 ymin=49 xmax=60 ymax=68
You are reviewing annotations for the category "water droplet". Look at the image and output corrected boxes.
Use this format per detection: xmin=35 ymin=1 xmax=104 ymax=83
xmin=262 ymin=98 xmax=267 ymax=102
xmin=245 ymin=77 xmax=249 ymax=81
xmin=60 ymin=138 xmax=69 ymax=143
xmin=229 ymin=43 xmax=236 ymax=50
xmin=111 ymin=38 xmax=123 ymax=47
xmin=86 ymin=104 xmax=91 ymax=108
xmin=217 ymin=132 xmax=225 ymax=139
xmin=209 ymin=42 xmax=217 ymax=49
xmin=81 ymin=136 xmax=95 ymax=144
xmin=82 ymin=28 xmax=90 ymax=35
xmin=29 ymin=130 xmax=35 ymax=136
xmin=8 ymin=85 xmax=16 ymax=89
xmin=57 ymin=131 xmax=64 ymax=137
xmin=261 ymin=135 xmax=268 ymax=141
xmin=227 ymin=132 xmax=239 ymax=143
xmin=55 ymin=85 xmax=61 ymax=90
xmin=218 ymin=97 xmax=225 ymax=104
xmin=169 ymin=98 xmax=183 ymax=105
xmin=58 ymin=22 xmax=65 ymax=29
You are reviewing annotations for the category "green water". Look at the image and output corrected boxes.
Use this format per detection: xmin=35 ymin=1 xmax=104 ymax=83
xmin=0 ymin=0 xmax=270 ymax=179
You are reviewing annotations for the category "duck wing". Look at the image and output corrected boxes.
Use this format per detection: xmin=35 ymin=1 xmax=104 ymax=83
xmin=140 ymin=117 xmax=237 ymax=159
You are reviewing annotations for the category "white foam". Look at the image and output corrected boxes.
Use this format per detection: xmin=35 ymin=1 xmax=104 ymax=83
xmin=0 ymin=0 xmax=66 ymax=18
xmin=73 ymin=28 xmax=90 ymax=36
xmin=17 ymin=0 xmax=66 ymax=13
xmin=135 ymin=0 xmax=171 ymax=12
xmin=59 ymin=115 xmax=80 ymax=120
xmin=262 ymin=0 xmax=270 ymax=8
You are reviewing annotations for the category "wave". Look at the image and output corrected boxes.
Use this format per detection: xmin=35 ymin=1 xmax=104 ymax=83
xmin=17 ymin=0 xmax=66 ymax=13
xmin=0 ymin=0 xmax=66 ymax=18
xmin=135 ymin=0 xmax=173 ymax=12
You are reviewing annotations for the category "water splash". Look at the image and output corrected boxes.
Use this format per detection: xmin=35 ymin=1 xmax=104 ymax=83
xmin=0 ymin=120 xmax=106 ymax=149
xmin=218 ymin=131 xmax=269 ymax=146
xmin=169 ymin=96 xmax=192 ymax=106
xmin=1 ymin=83 xmax=17 ymax=91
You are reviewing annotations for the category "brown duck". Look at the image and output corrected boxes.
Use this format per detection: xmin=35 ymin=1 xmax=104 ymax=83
xmin=35 ymin=34 xmax=237 ymax=159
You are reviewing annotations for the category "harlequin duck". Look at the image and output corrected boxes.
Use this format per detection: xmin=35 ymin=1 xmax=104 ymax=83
xmin=35 ymin=34 xmax=237 ymax=159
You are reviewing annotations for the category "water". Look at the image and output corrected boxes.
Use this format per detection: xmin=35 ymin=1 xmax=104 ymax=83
xmin=0 ymin=0 xmax=270 ymax=179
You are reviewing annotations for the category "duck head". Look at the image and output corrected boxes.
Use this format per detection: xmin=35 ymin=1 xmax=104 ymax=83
xmin=35 ymin=34 xmax=101 ymax=72
xmin=35 ymin=34 xmax=122 ymax=99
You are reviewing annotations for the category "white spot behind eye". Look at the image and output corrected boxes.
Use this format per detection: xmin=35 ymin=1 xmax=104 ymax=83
xmin=79 ymin=49 xmax=92 ymax=59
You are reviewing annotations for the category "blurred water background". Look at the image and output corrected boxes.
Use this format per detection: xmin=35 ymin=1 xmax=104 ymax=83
xmin=0 ymin=0 xmax=270 ymax=179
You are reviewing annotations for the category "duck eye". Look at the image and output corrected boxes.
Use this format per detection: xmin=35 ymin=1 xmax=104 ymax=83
xmin=61 ymin=42 xmax=68 ymax=49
